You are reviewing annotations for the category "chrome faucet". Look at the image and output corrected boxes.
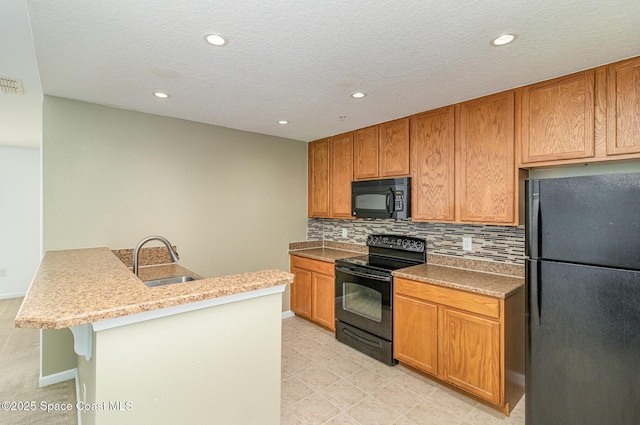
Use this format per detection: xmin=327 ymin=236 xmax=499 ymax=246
xmin=133 ymin=235 xmax=179 ymax=276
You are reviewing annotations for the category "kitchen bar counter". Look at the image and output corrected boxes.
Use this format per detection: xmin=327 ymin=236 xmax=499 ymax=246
xmin=15 ymin=247 xmax=293 ymax=329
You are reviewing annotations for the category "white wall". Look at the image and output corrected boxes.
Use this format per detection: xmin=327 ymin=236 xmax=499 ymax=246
xmin=0 ymin=146 xmax=40 ymax=298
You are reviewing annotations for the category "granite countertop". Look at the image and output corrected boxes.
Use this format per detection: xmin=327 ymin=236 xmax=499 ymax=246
xmin=393 ymin=263 xmax=524 ymax=298
xmin=289 ymin=247 xmax=364 ymax=262
xmin=288 ymin=240 xmax=366 ymax=262
xmin=289 ymin=240 xmax=523 ymax=298
xmin=15 ymin=247 xmax=293 ymax=330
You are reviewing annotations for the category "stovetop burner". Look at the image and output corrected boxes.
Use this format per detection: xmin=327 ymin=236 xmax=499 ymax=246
xmin=336 ymin=234 xmax=426 ymax=273
xmin=335 ymin=254 xmax=422 ymax=273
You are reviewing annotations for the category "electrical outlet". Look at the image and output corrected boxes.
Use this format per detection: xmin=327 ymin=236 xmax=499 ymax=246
xmin=341 ymin=228 xmax=348 ymax=238
xmin=462 ymin=237 xmax=473 ymax=251
xmin=0 ymin=269 xmax=7 ymax=277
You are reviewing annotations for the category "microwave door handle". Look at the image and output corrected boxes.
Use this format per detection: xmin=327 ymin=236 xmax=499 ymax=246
xmin=386 ymin=188 xmax=394 ymax=217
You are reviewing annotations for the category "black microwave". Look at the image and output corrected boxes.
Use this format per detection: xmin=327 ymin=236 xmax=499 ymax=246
xmin=351 ymin=177 xmax=411 ymax=219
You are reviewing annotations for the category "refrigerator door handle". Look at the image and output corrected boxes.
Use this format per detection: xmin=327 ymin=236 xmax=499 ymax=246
xmin=526 ymin=179 xmax=541 ymax=258
xmin=528 ymin=261 xmax=541 ymax=326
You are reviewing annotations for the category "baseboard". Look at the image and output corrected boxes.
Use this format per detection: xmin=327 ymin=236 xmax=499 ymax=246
xmin=0 ymin=291 xmax=27 ymax=300
xmin=281 ymin=310 xmax=295 ymax=319
xmin=39 ymin=368 xmax=77 ymax=388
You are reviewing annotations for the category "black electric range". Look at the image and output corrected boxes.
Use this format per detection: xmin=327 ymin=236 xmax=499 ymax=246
xmin=334 ymin=234 xmax=426 ymax=365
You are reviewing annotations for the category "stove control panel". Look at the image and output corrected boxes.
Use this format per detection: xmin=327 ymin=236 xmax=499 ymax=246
xmin=366 ymin=234 xmax=425 ymax=253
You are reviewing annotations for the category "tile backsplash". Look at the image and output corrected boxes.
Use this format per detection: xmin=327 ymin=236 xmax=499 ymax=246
xmin=308 ymin=218 xmax=525 ymax=265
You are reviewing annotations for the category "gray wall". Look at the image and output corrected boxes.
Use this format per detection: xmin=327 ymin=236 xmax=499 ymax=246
xmin=42 ymin=96 xmax=308 ymax=283
xmin=39 ymin=96 xmax=308 ymax=379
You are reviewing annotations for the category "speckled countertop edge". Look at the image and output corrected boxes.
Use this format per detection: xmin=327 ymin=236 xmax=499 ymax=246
xmin=288 ymin=240 xmax=367 ymax=262
xmin=288 ymin=240 xmax=524 ymax=298
xmin=15 ymin=248 xmax=293 ymax=329
xmin=393 ymin=264 xmax=524 ymax=298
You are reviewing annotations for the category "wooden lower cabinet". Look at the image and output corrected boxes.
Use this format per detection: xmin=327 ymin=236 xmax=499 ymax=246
xmin=290 ymin=255 xmax=335 ymax=331
xmin=312 ymin=273 xmax=335 ymax=330
xmin=394 ymin=294 xmax=438 ymax=375
xmin=291 ymin=266 xmax=312 ymax=319
xmin=442 ymin=308 xmax=501 ymax=404
xmin=393 ymin=277 xmax=524 ymax=415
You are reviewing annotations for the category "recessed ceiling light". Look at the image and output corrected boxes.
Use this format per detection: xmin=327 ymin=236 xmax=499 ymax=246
xmin=153 ymin=92 xmax=169 ymax=99
xmin=491 ymin=34 xmax=516 ymax=46
xmin=205 ymin=33 xmax=228 ymax=47
xmin=278 ymin=120 xmax=289 ymax=125
xmin=351 ymin=92 xmax=366 ymax=99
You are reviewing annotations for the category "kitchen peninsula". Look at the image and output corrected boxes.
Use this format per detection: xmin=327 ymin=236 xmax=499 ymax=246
xmin=15 ymin=247 xmax=293 ymax=425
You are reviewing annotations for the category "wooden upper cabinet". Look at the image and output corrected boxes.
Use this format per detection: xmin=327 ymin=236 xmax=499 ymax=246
xmin=308 ymin=139 xmax=330 ymax=218
xmin=353 ymin=126 xmax=379 ymax=180
xmin=520 ymin=70 xmax=595 ymax=164
xmin=411 ymin=107 xmax=456 ymax=222
xmin=379 ymin=117 xmax=411 ymax=177
xmin=607 ymin=57 xmax=640 ymax=156
xmin=458 ymin=91 xmax=515 ymax=224
xmin=329 ymin=133 xmax=354 ymax=218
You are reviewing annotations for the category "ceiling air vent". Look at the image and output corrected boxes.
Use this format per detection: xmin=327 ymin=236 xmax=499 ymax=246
xmin=0 ymin=77 xmax=25 ymax=94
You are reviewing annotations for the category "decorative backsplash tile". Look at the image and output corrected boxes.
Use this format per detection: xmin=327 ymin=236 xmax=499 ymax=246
xmin=307 ymin=218 xmax=525 ymax=265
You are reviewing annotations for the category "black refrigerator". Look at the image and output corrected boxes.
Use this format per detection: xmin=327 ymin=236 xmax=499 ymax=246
xmin=525 ymin=173 xmax=640 ymax=425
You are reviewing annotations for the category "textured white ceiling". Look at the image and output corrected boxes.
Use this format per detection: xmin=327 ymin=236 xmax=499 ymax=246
xmin=9 ymin=0 xmax=640 ymax=147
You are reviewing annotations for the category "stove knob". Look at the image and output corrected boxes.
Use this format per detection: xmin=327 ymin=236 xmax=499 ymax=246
xmin=402 ymin=239 xmax=409 ymax=248
xmin=371 ymin=236 xmax=378 ymax=245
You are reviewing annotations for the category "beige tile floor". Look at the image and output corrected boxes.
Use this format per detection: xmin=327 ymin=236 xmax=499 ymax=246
xmin=281 ymin=316 xmax=525 ymax=425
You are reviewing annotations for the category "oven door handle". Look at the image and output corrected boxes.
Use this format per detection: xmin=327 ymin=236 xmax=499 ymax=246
xmin=335 ymin=266 xmax=391 ymax=282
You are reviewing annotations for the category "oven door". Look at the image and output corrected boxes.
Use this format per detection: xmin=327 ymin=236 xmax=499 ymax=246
xmin=335 ymin=265 xmax=393 ymax=341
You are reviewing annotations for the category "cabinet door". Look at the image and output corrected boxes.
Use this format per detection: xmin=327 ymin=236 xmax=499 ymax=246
xmin=607 ymin=57 xmax=640 ymax=155
xmin=442 ymin=308 xmax=501 ymax=404
xmin=291 ymin=267 xmax=312 ymax=319
xmin=458 ymin=92 xmax=515 ymax=224
xmin=379 ymin=118 xmax=410 ymax=177
xmin=521 ymin=70 xmax=595 ymax=163
xmin=312 ymin=273 xmax=335 ymax=331
xmin=394 ymin=294 xmax=438 ymax=375
xmin=308 ymin=139 xmax=330 ymax=217
xmin=329 ymin=133 xmax=354 ymax=218
xmin=411 ymin=107 xmax=455 ymax=221
xmin=353 ymin=126 xmax=379 ymax=180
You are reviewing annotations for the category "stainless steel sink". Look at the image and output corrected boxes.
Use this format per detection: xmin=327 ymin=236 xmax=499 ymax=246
xmin=143 ymin=275 xmax=197 ymax=288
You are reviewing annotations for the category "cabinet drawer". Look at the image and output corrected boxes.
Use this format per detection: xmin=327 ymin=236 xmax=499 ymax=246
xmin=291 ymin=255 xmax=335 ymax=276
xmin=395 ymin=278 xmax=499 ymax=319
